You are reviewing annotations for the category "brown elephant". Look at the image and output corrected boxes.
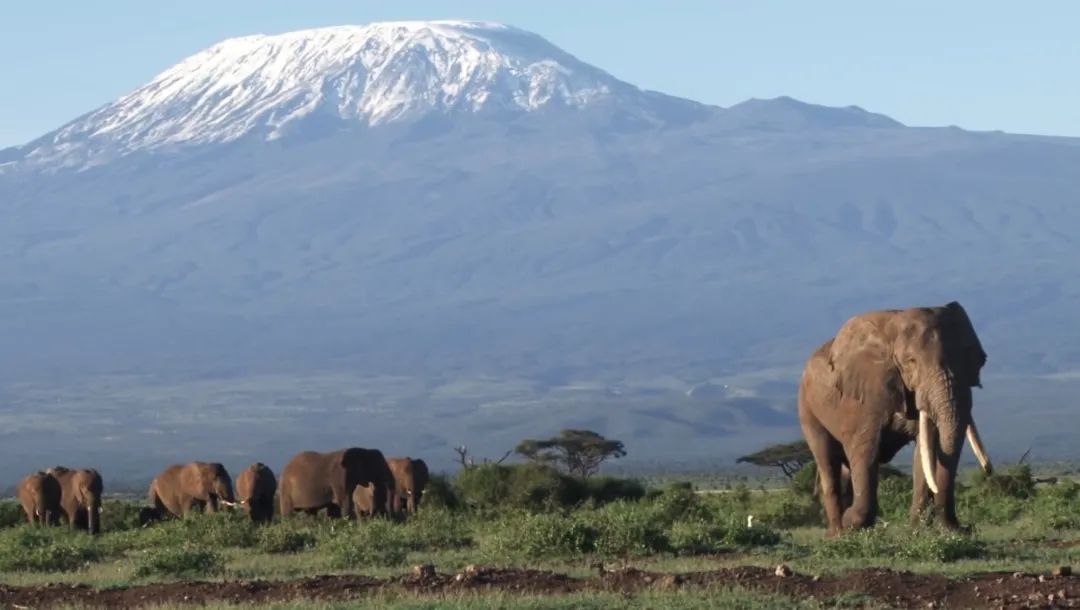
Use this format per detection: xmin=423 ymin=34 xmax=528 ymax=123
xmin=279 ymin=447 xmax=394 ymax=519
xmin=798 ymin=301 xmax=992 ymax=537
xmin=235 ymin=462 xmax=277 ymax=523
xmin=387 ymin=457 xmax=429 ymax=515
xmin=17 ymin=471 xmax=62 ymax=526
xmin=148 ymin=462 xmax=236 ymax=518
xmin=351 ymin=482 xmax=379 ymax=518
xmin=47 ymin=467 xmax=104 ymax=534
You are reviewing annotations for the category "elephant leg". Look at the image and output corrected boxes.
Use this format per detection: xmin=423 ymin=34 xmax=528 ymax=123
xmin=909 ymin=437 xmax=932 ymax=527
xmin=841 ymin=438 xmax=880 ymax=530
xmin=803 ymin=417 xmax=845 ymax=537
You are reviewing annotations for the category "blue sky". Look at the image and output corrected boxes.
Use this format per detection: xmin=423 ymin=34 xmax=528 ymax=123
xmin=2 ymin=1 xmax=1077 ymax=147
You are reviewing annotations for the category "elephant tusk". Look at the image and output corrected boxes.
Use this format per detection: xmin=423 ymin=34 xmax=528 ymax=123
xmin=966 ymin=420 xmax=993 ymax=475
xmin=919 ymin=411 xmax=940 ymax=495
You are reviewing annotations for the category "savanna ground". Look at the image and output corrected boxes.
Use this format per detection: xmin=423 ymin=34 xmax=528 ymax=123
xmin=1 ymin=464 xmax=1078 ymax=609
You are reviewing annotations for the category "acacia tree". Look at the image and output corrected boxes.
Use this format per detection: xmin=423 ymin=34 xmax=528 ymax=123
xmin=515 ymin=429 xmax=627 ymax=478
xmin=737 ymin=440 xmax=814 ymax=479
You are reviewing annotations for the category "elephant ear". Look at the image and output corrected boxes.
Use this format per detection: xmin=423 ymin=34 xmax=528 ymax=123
xmin=944 ymin=301 xmax=987 ymax=387
xmin=828 ymin=314 xmax=903 ymax=403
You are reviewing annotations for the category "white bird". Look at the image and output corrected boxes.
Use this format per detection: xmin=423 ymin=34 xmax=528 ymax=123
xmin=747 ymin=515 xmax=754 ymax=528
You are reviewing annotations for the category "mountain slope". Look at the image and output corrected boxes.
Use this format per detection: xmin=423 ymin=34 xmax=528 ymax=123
xmin=2 ymin=22 xmax=1079 ymax=478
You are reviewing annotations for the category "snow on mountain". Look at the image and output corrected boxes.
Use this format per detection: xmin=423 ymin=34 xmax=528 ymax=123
xmin=17 ymin=21 xmax=701 ymax=169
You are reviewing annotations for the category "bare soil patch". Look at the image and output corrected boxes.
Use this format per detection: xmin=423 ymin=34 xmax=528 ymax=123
xmin=0 ymin=565 xmax=1076 ymax=608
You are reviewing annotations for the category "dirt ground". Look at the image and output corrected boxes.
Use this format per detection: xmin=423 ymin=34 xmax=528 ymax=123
xmin=0 ymin=565 xmax=1075 ymax=609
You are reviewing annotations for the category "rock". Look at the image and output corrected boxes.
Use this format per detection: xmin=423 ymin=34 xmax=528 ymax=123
xmin=412 ymin=564 xmax=436 ymax=579
xmin=1039 ymin=574 xmax=1047 ymax=582
xmin=1012 ymin=572 xmax=1024 ymax=579
xmin=1053 ymin=565 xmax=1072 ymax=577
xmin=812 ymin=575 xmax=821 ymax=583
xmin=464 ymin=564 xmax=480 ymax=575
xmin=775 ymin=564 xmax=793 ymax=578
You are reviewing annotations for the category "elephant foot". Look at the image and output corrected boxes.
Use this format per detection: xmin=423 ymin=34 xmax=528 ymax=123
xmin=841 ymin=507 xmax=874 ymax=530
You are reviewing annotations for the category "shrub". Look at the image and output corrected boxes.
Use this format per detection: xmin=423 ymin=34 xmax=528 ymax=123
xmin=667 ymin=519 xmax=727 ymax=554
xmin=816 ymin=528 xmax=984 ymax=562
xmin=0 ymin=500 xmax=25 ymax=528
xmin=135 ymin=545 xmax=225 ymax=578
xmin=420 ymin=474 xmax=460 ymax=510
xmin=588 ymin=502 xmax=669 ymax=557
xmin=405 ymin=508 xmax=473 ymax=551
xmin=1029 ymin=481 xmax=1080 ymax=531
xmin=257 ymin=524 xmax=317 ymax=554
xmin=0 ymin=528 xmax=103 ymax=572
xmin=100 ymin=500 xmax=145 ymax=532
xmin=790 ymin=463 xmax=818 ymax=497
xmin=756 ymin=492 xmax=821 ymax=529
xmin=583 ymin=477 xmax=647 ymax=505
xmin=323 ymin=519 xmax=409 ymax=568
xmin=724 ymin=520 xmax=783 ymax=547
xmin=969 ymin=465 xmax=1037 ymax=500
xmin=649 ymin=482 xmax=703 ymax=523
xmin=484 ymin=512 xmax=596 ymax=559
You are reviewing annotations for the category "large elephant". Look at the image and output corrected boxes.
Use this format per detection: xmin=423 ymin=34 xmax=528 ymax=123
xmin=17 ymin=471 xmax=61 ymax=526
xmin=148 ymin=462 xmax=236 ymax=518
xmin=235 ymin=462 xmax=277 ymax=524
xmin=387 ymin=457 xmax=429 ymax=515
xmin=47 ymin=467 xmax=104 ymax=534
xmin=279 ymin=447 xmax=394 ymax=519
xmin=798 ymin=302 xmax=993 ymax=537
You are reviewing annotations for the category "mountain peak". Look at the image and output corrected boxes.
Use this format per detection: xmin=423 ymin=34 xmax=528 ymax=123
xmin=19 ymin=21 xmax=688 ymax=169
xmin=721 ymin=96 xmax=903 ymax=130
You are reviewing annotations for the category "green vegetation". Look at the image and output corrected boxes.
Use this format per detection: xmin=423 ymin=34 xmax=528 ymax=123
xmin=0 ymin=461 xmax=1077 ymax=610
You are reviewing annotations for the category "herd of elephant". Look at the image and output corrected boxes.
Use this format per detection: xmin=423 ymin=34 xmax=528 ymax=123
xmin=17 ymin=300 xmax=995 ymax=541
xmin=16 ymin=448 xmax=429 ymax=534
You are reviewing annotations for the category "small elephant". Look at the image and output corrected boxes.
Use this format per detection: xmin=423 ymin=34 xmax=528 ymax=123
xmin=387 ymin=457 xmax=429 ymax=515
xmin=17 ymin=471 xmax=62 ymax=526
xmin=799 ymin=302 xmax=992 ymax=537
xmin=351 ymin=482 xmax=379 ymax=518
xmin=279 ymin=447 xmax=394 ymax=519
xmin=235 ymin=462 xmax=277 ymax=523
xmin=47 ymin=466 xmax=104 ymax=534
xmin=148 ymin=462 xmax=236 ymax=518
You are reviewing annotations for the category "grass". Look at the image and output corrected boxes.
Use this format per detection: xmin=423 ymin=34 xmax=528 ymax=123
xmin=0 ymin=464 xmax=1077 ymax=608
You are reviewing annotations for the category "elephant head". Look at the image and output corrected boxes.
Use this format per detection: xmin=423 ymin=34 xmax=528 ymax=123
xmin=185 ymin=462 xmax=236 ymax=511
xmin=830 ymin=301 xmax=992 ymax=504
xmin=388 ymin=458 xmax=429 ymax=514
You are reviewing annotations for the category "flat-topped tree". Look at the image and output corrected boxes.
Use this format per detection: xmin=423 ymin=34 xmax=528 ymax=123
xmin=515 ymin=429 xmax=627 ymax=479
xmin=737 ymin=441 xmax=815 ymax=478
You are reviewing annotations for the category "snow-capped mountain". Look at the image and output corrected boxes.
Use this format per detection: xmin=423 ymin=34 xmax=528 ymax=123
xmin=13 ymin=21 xmax=704 ymax=169
xmin=2 ymin=22 xmax=1080 ymax=477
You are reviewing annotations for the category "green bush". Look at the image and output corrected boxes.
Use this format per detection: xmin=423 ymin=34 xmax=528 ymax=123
xmin=588 ymin=501 xmax=669 ymax=557
xmin=667 ymin=519 xmax=727 ymax=554
xmin=724 ymin=521 xmax=783 ymax=547
xmin=100 ymin=500 xmax=145 ymax=532
xmin=1029 ymin=481 xmax=1080 ymax=531
xmin=790 ymin=464 xmax=818 ymax=497
xmin=969 ymin=465 xmax=1037 ymax=500
xmin=135 ymin=545 xmax=225 ymax=578
xmin=483 ymin=512 xmax=597 ymax=559
xmin=323 ymin=519 xmax=409 ymax=568
xmin=816 ymin=528 xmax=984 ymax=562
xmin=420 ymin=474 xmax=460 ymax=510
xmin=0 ymin=527 xmax=103 ymax=572
xmin=404 ymin=508 xmax=473 ymax=550
xmin=454 ymin=464 xmax=644 ymax=511
xmin=583 ymin=477 xmax=647 ymax=505
xmin=876 ymin=475 xmax=913 ymax=524
xmin=0 ymin=500 xmax=25 ymax=528
xmin=256 ymin=523 xmax=317 ymax=554
xmin=756 ymin=493 xmax=821 ymax=529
